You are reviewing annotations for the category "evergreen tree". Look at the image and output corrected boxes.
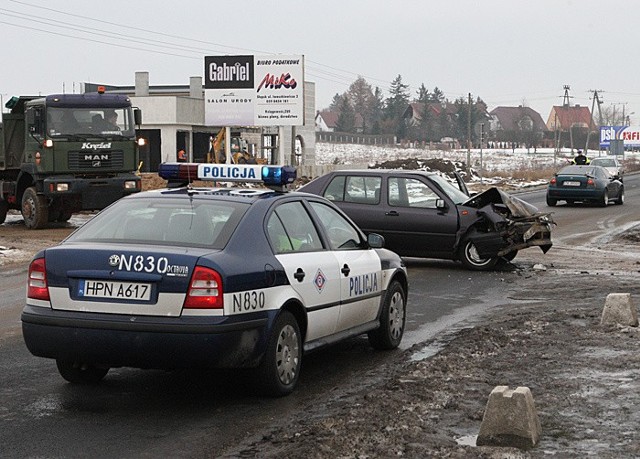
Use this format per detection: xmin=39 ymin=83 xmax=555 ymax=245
xmin=384 ymin=75 xmax=410 ymax=139
xmin=347 ymin=76 xmax=374 ymax=134
xmin=369 ymin=86 xmax=385 ymax=135
xmin=329 ymin=93 xmax=345 ymax=112
xmin=335 ymin=97 xmax=356 ymax=133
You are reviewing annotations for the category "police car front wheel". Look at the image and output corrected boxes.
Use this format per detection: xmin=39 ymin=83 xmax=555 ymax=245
xmin=368 ymin=280 xmax=406 ymax=350
xmin=256 ymin=311 xmax=302 ymax=397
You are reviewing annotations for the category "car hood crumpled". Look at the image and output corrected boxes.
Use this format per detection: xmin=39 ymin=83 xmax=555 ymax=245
xmin=461 ymin=187 xmax=555 ymax=255
xmin=463 ymin=187 xmax=546 ymax=218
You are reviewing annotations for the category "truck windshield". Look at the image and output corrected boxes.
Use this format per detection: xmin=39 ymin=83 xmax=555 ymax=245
xmin=47 ymin=107 xmax=135 ymax=138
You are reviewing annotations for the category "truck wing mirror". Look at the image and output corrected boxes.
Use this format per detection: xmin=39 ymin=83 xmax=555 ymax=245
xmin=134 ymin=108 xmax=142 ymax=126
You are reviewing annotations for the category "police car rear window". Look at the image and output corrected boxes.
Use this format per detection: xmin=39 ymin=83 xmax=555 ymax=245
xmin=67 ymin=198 xmax=249 ymax=248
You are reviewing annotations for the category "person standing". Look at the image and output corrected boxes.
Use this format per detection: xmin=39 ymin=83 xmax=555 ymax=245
xmin=572 ymin=150 xmax=589 ymax=165
xmin=177 ymin=149 xmax=187 ymax=162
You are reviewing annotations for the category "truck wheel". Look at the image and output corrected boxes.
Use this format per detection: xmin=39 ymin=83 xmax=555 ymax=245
xmin=0 ymin=199 xmax=8 ymax=225
xmin=255 ymin=310 xmax=301 ymax=397
xmin=22 ymin=187 xmax=49 ymax=229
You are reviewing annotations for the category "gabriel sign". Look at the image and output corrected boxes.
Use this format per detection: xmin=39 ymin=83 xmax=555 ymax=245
xmin=204 ymin=54 xmax=304 ymax=127
xmin=204 ymin=56 xmax=254 ymax=89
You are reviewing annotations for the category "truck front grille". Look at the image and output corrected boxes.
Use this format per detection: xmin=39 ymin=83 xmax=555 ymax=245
xmin=68 ymin=151 xmax=124 ymax=170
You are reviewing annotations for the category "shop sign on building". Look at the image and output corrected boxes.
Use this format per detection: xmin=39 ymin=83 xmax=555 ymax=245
xmin=204 ymin=55 xmax=304 ymax=127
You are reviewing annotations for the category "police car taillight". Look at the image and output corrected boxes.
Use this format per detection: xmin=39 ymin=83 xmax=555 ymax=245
xmin=27 ymin=258 xmax=50 ymax=301
xmin=184 ymin=266 xmax=223 ymax=309
xmin=157 ymin=163 xmax=297 ymax=189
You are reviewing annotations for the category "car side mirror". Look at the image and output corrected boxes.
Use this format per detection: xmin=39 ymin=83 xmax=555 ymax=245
xmin=436 ymin=198 xmax=447 ymax=210
xmin=367 ymin=233 xmax=385 ymax=249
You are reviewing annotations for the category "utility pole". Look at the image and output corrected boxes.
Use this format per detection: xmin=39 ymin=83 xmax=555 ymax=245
xmin=585 ymin=89 xmax=603 ymax=153
xmin=479 ymin=123 xmax=484 ymax=183
xmin=467 ymin=93 xmax=471 ymax=176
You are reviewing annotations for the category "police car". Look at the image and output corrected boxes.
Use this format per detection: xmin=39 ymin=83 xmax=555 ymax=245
xmin=22 ymin=163 xmax=408 ymax=396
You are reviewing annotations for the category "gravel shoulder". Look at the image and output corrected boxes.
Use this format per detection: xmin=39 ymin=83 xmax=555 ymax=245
xmin=222 ymin=229 xmax=640 ymax=458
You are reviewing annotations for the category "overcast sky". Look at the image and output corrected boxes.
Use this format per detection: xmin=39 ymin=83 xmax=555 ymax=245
xmin=2 ymin=0 xmax=640 ymax=124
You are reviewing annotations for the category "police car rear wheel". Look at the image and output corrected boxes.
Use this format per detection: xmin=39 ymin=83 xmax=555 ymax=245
xmin=368 ymin=280 xmax=406 ymax=350
xmin=257 ymin=311 xmax=301 ymax=396
xmin=56 ymin=360 xmax=109 ymax=384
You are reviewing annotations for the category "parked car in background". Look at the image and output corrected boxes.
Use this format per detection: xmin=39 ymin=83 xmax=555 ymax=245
xmin=546 ymin=164 xmax=624 ymax=207
xmin=589 ymin=156 xmax=624 ymax=181
xmin=299 ymin=169 xmax=554 ymax=271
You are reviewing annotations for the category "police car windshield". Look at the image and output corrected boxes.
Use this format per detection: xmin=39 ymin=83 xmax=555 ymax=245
xmin=67 ymin=197 xmax=250 ymax=248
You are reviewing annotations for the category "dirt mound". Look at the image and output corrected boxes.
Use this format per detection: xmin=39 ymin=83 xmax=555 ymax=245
xmin=371 ymin=158 xmax=470 ymax=180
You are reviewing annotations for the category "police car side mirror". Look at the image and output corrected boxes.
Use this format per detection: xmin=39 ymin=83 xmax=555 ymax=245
xmin=367 ymin=233 xmax=385 ymax=248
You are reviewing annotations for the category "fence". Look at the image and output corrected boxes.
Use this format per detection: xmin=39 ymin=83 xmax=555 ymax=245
xmin=316 ymin=132 xmax=396 ymax=145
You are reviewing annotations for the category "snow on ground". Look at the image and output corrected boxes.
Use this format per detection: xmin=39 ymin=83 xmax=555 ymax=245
xmin=315 ymin=143 xmax=639 ymax=189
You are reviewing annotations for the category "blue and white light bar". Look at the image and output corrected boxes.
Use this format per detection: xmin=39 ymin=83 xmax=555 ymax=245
xmin=158 ymin=163 xmax=297 ymax=187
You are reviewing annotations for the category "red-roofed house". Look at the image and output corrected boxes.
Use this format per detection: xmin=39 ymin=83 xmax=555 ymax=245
xmin=546 ymin=105 xmax=594 ymax=131
xmin=489 ymin=106 xmax=548 ymax=146
xmin=315 ymin=110 xmax=338 ymax=132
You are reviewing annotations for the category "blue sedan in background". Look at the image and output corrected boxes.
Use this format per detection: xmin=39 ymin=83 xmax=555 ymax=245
xmin=546 ymin=165 xmax=624 ymax=207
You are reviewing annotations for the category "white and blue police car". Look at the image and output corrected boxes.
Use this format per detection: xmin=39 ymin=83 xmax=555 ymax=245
xmin=22 ymin=163 xmax=408 ymax=396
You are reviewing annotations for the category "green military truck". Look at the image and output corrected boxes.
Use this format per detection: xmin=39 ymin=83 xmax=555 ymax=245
xmin=0 ymin=91 xmax=143 ymax=229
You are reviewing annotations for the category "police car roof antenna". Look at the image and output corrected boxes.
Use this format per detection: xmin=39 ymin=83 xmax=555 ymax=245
xmin=186 ymin=164 xmax=195 ymax=196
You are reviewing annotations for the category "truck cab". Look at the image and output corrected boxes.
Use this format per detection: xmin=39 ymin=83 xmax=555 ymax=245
xmin=0 ymin=92 xmax=143 ymax=228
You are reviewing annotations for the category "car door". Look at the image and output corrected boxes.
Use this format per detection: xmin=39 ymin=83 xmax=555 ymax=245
xmin=377 ymin=174 xmax=458 ymax=257
xmin=267 ymin=200 xmax=341 ymax=341
xmin=308 ymin=201 xmax=382 ymax=333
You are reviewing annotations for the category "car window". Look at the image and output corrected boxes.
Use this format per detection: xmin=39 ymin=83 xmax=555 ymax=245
xmin=323 ymin=176 xmax=346 ymax=201
xmin=267 ymin=201 xmax=323 ymax=254
xmin=323 ymin=175 xmax=381 ymax=205
xmin=388 ymin=177 xmax=440 ymax=208
xmin=345 ymin=176 xmax=381 ymax=204
xmin=309 ymin=201 xmax=364 ymax=250
xmin=66 ymin=197 xmax=248 ymax=248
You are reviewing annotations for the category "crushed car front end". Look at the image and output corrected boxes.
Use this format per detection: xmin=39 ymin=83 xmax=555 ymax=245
xmin=457 ymin=187 xmax=554 ymax=259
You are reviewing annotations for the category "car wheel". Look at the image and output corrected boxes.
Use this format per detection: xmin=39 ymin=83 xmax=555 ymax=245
xmin=368 ymin=280 xmax=406 ymax=350
xmin=599 ymin=190 xmax=609 ymax=207
xmin=22 ymin=186 xmax=49 ymax=229
xmin=546 ymin=196 xmax=557 ymax=207
xmin=56 ymin=360 xmax=109 ymax=384
xmin=458 ymin=238 xmax=498 ymax=271
xmin=615 ymin=188 xmax=624 ymax=205
xmin=256 ymin=310 xmax=301 ymax=397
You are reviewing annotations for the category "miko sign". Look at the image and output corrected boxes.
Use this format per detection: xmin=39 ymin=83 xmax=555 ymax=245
xmin=204 ymin=54 xmax=305 ymax=127
xmin=600 ymin=126 xmax=640 ymax=148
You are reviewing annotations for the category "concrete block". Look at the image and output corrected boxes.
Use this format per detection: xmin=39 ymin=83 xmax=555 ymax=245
xmin=601 ymin=293 xmax=638 ymax=327
xmin=477 ymin=386 xmax=541 ymax=449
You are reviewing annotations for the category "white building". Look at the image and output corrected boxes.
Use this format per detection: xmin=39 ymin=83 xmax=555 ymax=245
xmin=83 ymin=72 xmax=316 ymax=172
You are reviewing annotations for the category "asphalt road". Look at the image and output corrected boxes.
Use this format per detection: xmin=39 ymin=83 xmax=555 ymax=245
xmin=1 ymin=174 xmax=639 ymax=458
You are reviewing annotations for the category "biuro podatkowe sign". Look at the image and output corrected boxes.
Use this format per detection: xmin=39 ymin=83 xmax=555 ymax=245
xmin=204 ymin=54 xmax=304 ymax=127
